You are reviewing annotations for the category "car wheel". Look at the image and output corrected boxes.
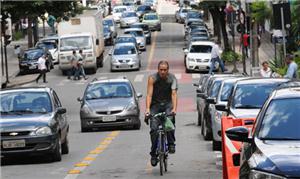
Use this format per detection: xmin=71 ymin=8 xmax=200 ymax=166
xmin=133 ymin=120 xmax=141 ymax=130
xmin=203 ymin=118 xmax=212 ymax=141
xmin=212 ymin=139 xmax=221 ymax=151
xmin=185 ymin=68 xmax=191 ymax=73
xmin=61 ymin=135 xmax=69 ymax=154
xmin=81 ymin=126 xmax=90 ymax=132
xmin=51 ymin=137 xmax=62 ymax=162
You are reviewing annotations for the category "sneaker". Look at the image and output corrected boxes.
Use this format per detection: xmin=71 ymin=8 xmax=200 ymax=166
xmin=168 ymin=145 xmax=175 ymax=154
xmin=150 ymin=156 xmax=158 ymax=167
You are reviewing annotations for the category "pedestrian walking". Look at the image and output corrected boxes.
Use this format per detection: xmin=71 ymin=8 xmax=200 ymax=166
xmin=36 ymin=54 xmax=48 ymax=83
xmin=209 ymin=40 xmax=225 ymax=74
xmin=284 ymin=54 xmax=298 ymax=79
xmin=260 ymin=61 xmax=272 ymax=77
xmin=77 ymin=49 xmax=88 ymax=80
xmin=68 ymin=50 xmax=78 ymax=80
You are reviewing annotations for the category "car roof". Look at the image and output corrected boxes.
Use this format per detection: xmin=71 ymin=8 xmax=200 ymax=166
xmin=115 ymin=42 xmax=136 ymax=47
xmin=124 ymin=28 xmax=143 ymax=32
xmin=0 ymin=87 xmax=51 ymax=94
xmin=89 ymin=78 xmax=131 ymax=85
xmin=222 ymin=77 xmax=252 ymax=84
xmin=236 ymin=78 xmax=289 ymax=85
xmin=272 ymin=87 xmax=300 ymax=99
xmin=117 ymin=34 xmax=135 ymax=38
xmin=144 ymin=12 xmax=158 ymax=16
xmin=190 ymin=41 xmax=214 ymax=46
xmin=60 ymin=33 xmax=92 ymax=38
xmin=25 ymin=48 xmax=44 ymax=52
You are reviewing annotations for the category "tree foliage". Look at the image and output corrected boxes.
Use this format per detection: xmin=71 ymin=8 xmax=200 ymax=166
xmin=250 ymin=1 xmax=271 ymax=25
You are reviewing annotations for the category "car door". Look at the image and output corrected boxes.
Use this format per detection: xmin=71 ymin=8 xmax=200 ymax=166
xmin=52 ymin=90 xmax=68 ymax=139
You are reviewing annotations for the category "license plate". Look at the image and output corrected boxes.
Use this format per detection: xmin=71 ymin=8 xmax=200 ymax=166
xmin=29 ymin=65 xmax=36 ymax=69
xmin=120 ymin=64 xmax=129 ymax=68
xmin=102 ymin=116 xmax=116 ymax=122
xmin=2 ymin=140 xmax=25 ymax=149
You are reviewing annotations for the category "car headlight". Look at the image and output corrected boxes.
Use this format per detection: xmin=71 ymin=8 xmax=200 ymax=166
xmin=249 ymin=170 xmax=286 ymax=179
xmin=125 ymin=101 xmax=137 ymax=111
xmin=112 ymin=58 xmax=118 ymax=63
xmin=30 ymin=126 xmax=52 ymax=136
xmin=82 ymin=104 xmax=92 ymax=115
xmin=188 ymin=58 xmax=195 ymax=62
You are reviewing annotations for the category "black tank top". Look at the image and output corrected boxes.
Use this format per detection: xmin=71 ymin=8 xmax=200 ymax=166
xmin=151 ymin=73 xmax=175 ymax=105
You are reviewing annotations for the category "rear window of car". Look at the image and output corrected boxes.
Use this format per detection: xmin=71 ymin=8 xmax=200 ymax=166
xmin=144 ymin=14 xmax=158 ymax=20
xmin=189 ymin=45 xmax=212 ymax=53
xmin=85 ymin=82 xmax=133 ymax=99
xmin=113 ymin=45 xmax=136 ymax=55
xmin=0 ymin=91 xmax=52 ymax=114
xmin=208 ymin=81 xmax=222 ymax=98
xmin=122 ymin=12 xmax=137 ymax=17
xmin=116 ymin=37 xmax=136 ymax=44
xmin=258 ymin=98 xmax=300 ymax=140
xmin=124 ymin=30 xmax=143 ymax=37
xmin=220 ymin=82 xmax=234 ymax=101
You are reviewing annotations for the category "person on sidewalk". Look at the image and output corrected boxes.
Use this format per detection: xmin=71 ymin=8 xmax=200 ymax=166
xmin=36 ymin=54 xmax=48 ymax=83
xmin=284 ymin=54 xmax=298 ymax=79
xmin=209 ymin=40 xmax=225 ymax=74
xmin=260 ymin=61 xmax=272 ymax=77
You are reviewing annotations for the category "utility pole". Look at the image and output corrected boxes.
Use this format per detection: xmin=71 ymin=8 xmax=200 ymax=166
xmin=280 ymin=6 xmax=287 ymax=58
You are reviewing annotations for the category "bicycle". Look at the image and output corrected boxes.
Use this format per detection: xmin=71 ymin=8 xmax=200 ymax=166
xmin=147 ymin=112 xmax=175 ymax=176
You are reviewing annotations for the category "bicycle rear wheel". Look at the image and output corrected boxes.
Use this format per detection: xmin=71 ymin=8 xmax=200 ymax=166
xmin=159 ymin=133 xmax=164 ymax=176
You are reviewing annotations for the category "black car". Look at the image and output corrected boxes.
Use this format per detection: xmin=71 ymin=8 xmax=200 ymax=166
xmin=103 ymin=25 xmax=114 ymax=46
xmin=0 ymin=87 xmax=69 ymax=162
xmin=130 ymin=23 xmax=151 ymax=44
xmin=226 ymin=85 xmax=300 ymax=178
xmin=19 ymin=48 xmax=54 ymax=74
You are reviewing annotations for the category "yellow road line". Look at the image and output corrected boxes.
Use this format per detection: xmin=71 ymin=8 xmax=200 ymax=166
xmin=64 ymin=131 xmax=120 ymax=178
xmin=146 ymin=31 xmax=158 ymax=71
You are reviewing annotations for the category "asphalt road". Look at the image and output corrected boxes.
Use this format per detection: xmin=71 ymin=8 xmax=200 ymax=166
xmin=1 ymin=20 xmax=222 ymax=179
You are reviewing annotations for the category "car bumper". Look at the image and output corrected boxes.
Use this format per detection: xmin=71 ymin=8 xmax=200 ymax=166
xmin=111 ymin=61 xmax=140 ymax=70
xmin=186 ymin=61 xmax=211 ymax=71
xmin=81 ymin=115 xmax=140 ymax=128
xmin=120 ymin=21 xmax=138 ymax=27
xmin=149 ymin=24 xmax=161 ymax=31
xmin=19 ymin=64 xmax=39 ymax=72
xmin=1 ymin=134 xmax=58 ymax=156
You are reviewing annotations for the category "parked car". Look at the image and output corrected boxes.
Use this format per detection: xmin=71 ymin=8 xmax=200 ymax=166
xmin=130 ymin=23 xmax=151 ymax=44
xmin=124 ymin=28 xmax=146 ymax=51
xmin=120 ymin=11 xmax=139 ymax=28
xmin=136 ymin=5 xmax=152 ymax=19
xmin=109 ymin=43 xmax=141 ymax=71
xmin=19 ymin=48 xmax=53 ymax=74
xmin=226 ymin=85 xmax=300 ymax=179
xmin=183 ymin=41 xmax=217 ymax=73
xmin=175 ymin=7 xmax=191 ymax=23
xmin=103 ymin=25 xmax=114 ymax=46
xmin=217 ymin=78 xmax=290 ymax=179
xmin=112 ymin=6 xmax=128 ymax=23
xmin=78 ymin=78 xmax=143 ymax=131
xmin=35 ymin=35 xmax=59 ymax=64
xmin=142 ymin=12 xmax=161 ymax=31
xmin=103 ymin=19 xmax=117 ymax=38
xmin=0 ymin=87 xmax=69 ymax=162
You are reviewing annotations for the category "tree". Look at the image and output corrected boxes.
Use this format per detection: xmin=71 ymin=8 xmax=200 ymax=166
xmin=290 ymin=1 xmax=300 ymax=50
xmin=250 ymin=1 xmax=271 ymax=67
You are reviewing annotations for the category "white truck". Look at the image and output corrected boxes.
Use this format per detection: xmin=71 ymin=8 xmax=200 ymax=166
xmin=57 ymin=10 xmax=104 ymax=74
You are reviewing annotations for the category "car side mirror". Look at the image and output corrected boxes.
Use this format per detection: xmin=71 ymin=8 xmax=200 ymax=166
xmin=96 ymin=39 xmax=99 ymax=45
xmin=226 ymin=126 xmax=251 ymax=143
xmin=137 ymin=93 xmax=143 ymax=98
xmin=57 ymin=107 xmax=67 ymax=114
xmin=196 ymin=88 xmax=202 ymax=93
xmin=77 ymin=97 xmax=83 ymax=102
xmin=183 ymin=49 xmax=189 ymax=53
xmin=206 ymin=97 xmax=216 ymax=104
xmin=197 ymin=93 xmax=207 ymax=98
xmin=215 ymin=104 xmax=228 ymax=112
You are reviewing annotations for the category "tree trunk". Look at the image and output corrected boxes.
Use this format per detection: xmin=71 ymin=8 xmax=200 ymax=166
xmin=27 ymin=17 xmax=33 ymax=48
xmin=210 ymin=8 xmax=221 ymax=43
xmin=219 ymin=7 xmax=230 ymax=51
xmin=33 ymin=17 xmax=39 ymax=45
xmin=252 ymin=21 xmax=259 ymax=67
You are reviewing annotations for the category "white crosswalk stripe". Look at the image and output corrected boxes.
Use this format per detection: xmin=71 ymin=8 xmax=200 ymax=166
xmin=134 ymin=74 xmax=144 ymax=82
xmin=192 ymin=74 xmax=201 ymax=79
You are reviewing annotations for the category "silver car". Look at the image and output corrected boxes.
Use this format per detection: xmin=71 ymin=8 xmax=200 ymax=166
xmin=103 ymin=19 xmax=118 ymax=38
xmin=124 ymin=28 xmax=146 ymax=51
xmin=78 ymin=78 xmax=143 ymax=131
xmin=110 ymin=43 xmax=141 ymax=71
xmin=120 ymin=12 xmax=139 ymax=28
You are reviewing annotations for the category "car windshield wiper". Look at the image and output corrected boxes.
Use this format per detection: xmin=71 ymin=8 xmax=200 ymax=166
xmin=235 ymin=105 xmax=261 ymax=109
xmin=260 ymin=137 xmax=299 ymax=140
xmin=0 ymin=110 xmax=34 ymax=115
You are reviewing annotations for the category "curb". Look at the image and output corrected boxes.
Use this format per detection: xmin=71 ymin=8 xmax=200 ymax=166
xmin=1 ymin=69 xmax=38 ymax=89
xmin=6 ymin=75 xmax=38 ymax=89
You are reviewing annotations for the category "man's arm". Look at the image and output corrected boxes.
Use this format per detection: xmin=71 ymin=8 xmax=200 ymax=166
xmin=171 ymin=89 xmax=178 ymax=113
xmin=146 ymin=76 xmax=154 ymax=114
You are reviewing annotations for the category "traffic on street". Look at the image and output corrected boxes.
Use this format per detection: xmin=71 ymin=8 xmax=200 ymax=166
xmin=1 ymin=0 xmax=300 ymax=179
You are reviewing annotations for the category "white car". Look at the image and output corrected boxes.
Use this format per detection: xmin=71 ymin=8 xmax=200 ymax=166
xmin=120 ymin=12 xmax=139 ymax=28
xmin=124 ymin=28 xmax=146 ymax=51
xmin=35 ymin=36 xmax=59 ymax=64
xmin=113 ymin=6 xmax=127 ymax=23
xmin=183 ymin=41 xmax=219 ymax=73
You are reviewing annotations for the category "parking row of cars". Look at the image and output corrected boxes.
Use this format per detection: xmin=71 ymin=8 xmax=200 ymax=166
xmin=194 ymin=74 xmax=300 ymax=178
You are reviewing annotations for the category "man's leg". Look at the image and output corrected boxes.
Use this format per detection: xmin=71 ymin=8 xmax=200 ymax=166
xmin=149 ymin=105 xmax=160 ymax=166
xmin=216 ymin=57 xmax=225 ymax=72
xmin=36 ymin=71 xmax=42 ymax=83
xmin=165 ymin=103 xmax=176 ymax=153
xmin=209 ymin=58 xmax=216 ymax=74
xmin=42 ymin=70 xmax=47 ymax=83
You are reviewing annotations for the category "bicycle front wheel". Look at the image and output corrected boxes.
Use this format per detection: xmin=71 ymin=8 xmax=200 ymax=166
xmin=159 ymin=132 xmax=164 ymax=176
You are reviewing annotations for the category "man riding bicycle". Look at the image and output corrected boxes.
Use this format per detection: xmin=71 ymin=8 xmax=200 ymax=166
xmin=145 ymin=60 xmax=178 ymax=167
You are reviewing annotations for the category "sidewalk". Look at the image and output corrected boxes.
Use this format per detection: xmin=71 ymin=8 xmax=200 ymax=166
xmin=0 ymin=25 xmax=52 ymax=89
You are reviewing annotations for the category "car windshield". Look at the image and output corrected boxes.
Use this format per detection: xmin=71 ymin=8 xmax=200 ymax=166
xmin=36 ymin=42 xmax=57 ymax=50
xmin=182 ymin=9 xmax=189 ymax=13
xmin=137 ymin=6 xmax=150 ymax=11
xmin=114 ymin=7 xmax=127 ymax=13
xmin=191 ymin=37 xmax=209 ymax=41
xmin=23 ymin=50 xmax=44 ymax=61
xmin=125 ymin=31 xmax=143 ymax=37
xmin=116 ymin=37 xmax=136 ymax=44
xmin=188 ymin=12 xmax=201 ymax=19
xmin=103 ymin=26 xmax=110 ymax=34
xmin=122 ymin=12 xmax=137 ymax=18
xmin=85 ymin=82 xmax=133 ymax=99
xmin=189 ymin=45 xmax=212 ymax=53
xmin=113 ymin=45 xmax=136 ymax=55
xmin=258 ymin=98 xmax=300 ymax=140
xmin=144 ymin=14 xmax=158 ymax=20
xmin=0 ymin=92 xmax=52 ymax=114
xmin=103 ymin=20 xmax=113 ymax=26
xmin=209 ymin=81 xmax=222 ymax=98
xmin=60 ymin=36 xmax=92 ymax=51
xmin=232 ymin=83 xmax=278 ymax=109
xmin=220 ymin=82 xmax=234 ymax=101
